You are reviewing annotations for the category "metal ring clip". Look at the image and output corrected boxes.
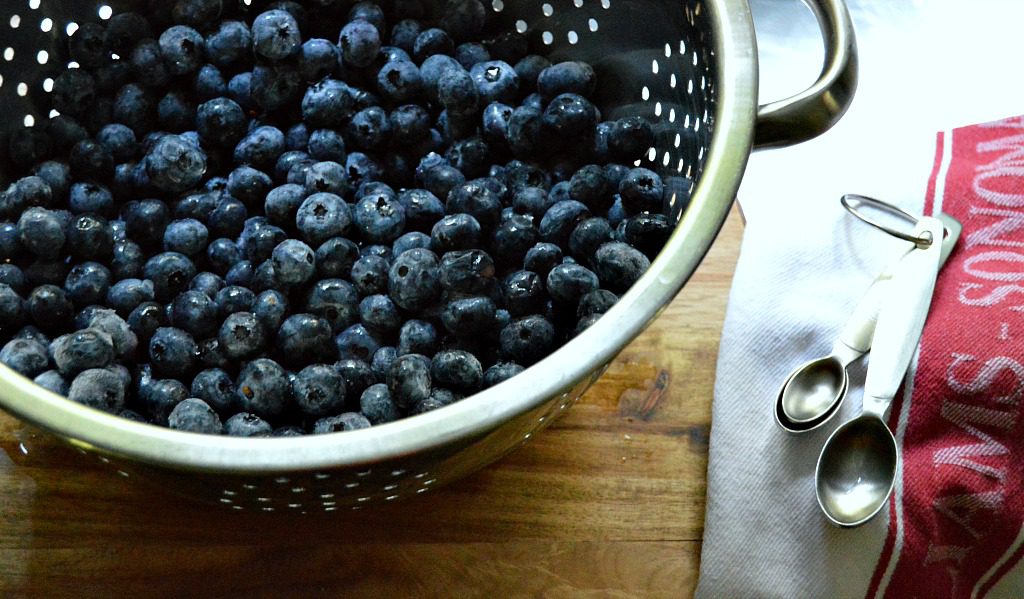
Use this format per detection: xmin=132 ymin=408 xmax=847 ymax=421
xmin=840 ymin=194 xmax=933 ymax=248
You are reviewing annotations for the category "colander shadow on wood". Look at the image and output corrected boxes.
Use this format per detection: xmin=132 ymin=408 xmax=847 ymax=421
xmin=0 ymin=0 xmax=855 ymax=509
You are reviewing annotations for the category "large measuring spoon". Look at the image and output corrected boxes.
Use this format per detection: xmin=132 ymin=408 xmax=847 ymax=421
xmin=774 ymin=212 xmax=961 ymax=433
xmin=815 ymin=215 xmax=945 ymax=527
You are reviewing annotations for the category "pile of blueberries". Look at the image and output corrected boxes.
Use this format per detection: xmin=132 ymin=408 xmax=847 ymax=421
xmin=0 ymin=0 xmax=683 ymax=437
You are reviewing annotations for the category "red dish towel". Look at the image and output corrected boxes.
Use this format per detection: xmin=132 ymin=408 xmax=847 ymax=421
xmin=870 ymin=117 xmax=1024 ymax=597
xmin=696 ymin=116 xmax=1024 ymax=599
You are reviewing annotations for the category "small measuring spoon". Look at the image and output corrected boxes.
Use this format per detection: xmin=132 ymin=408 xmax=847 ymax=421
xmin=815 ymin=215 xmax=944 ymax=527
xmin=775 ymin=212 xmax=961 ymax=432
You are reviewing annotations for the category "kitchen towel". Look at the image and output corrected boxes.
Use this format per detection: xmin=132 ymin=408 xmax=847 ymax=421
xmin=696 ymin=116 xmax=1024 ymax=597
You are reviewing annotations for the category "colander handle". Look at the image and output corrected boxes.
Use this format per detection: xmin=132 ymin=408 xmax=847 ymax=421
xmin=753 ymin=0 xmax=858 ymax=149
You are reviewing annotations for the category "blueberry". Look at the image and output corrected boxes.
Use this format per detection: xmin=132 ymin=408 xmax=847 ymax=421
xmin=308 ymin=129 xmax=347 ymax=163
xmin=335 ymin=323 xmax=382 ymax=362
xmin=236 ymin=358 xmax=291 ymax=419
xmin=514 ymin=55 xmax=550 ymax=89
xmin=617 ymin=213 xmax=672 ymax=260
xmin=391 ymin=189 xmax=442 ymax=234
xmin=18 ymin=208 xmax=64 ymax=258
xmin=253 ymin=290 xmax=289 ymax=332
xmin=34 ymin=370 xmax=69 ymax=395
xmin=387 ymin=353 xmax=431 ymax=409
xmin=470 ymin=60 xmax=519 ymax=105
xmin=227 ymin=72 xmax=256 ymax=111
xmin=146 ymin=134 xmax=207 ymax=194
xmin=312 ymin=412 xmax=372 ymax=433
xmin=354 ymin=191 xmax=406 ymax=243
xmin=65 ymin=262 xmax=112 ymax=307
xmin=149 ymin=327 xmax=198 ymax=378
xmin=97 ymin=124 xmax=138 ymax=164
xmin=122 ymin=199 xmax=169 ymax=247
xmin=202 ymin=239 xmax=240 ymax=276
xmin=413 ymin=28 xmax=454 ymax=63
xmin=501 ymin=270 xmax=544 ymax=317
xmin=305 ymin=161 xmax=351 ymax=195
xmin=291 ymin=364 xmax=347 ymax=418
xmin=592 ymin=241 xmax=651 ymax=292
xmin=619 ymin=168 xmax=664 ymax=214
xmin=420 ymin=164 xmax=466 ymax=200
xmin=354 ymin=294 xmax=399 ymax=334
xmin=268 ymin=239 xmax=315 ymax=287
xmin=167 ymin=290 xmax=218 ymax=338
xmin=144 ymin=252 xmax=196 ymax=301
xmin=224 ymin=412 xmax=273 ymax=437
xmin=172 ymin=0 xmax=224 ymax=27
xmin=226 ymin=167 xmax=272 ymax=207
xmin=305 ymin=279 xmax=359 ymax=332
xmin=0 ymin=284 xmax=25 ymax=330
xmin=234 ymin=126 xmax=286 ymax=171
xmin=542 ymin=93 xmax=597 ymax=141
xmin=389 ymin=106 xmax=431 ymax=148
xmin=371 ymin=346 xmax=399 ymax=381
xmin=299 ymin=38 xmax=341 ymax=82
xmin=278 ymin=314 xmax=337 ymax=366
xmin=350 ymin=255 xmax=390 ymax=296
xmin=194 ymin=64 xmax=228 ymax=100
xmin=294 ymin=192 xmax=354 ymax=246
xmin=197 ymin=97 xmax=247 ymax=148
xmin=160 ymin=219 xmax=208 ymax=257
xmin=253 ymin=10 xmax=302 ymax=62
xmin=302 ymin=79 xmax=359 ymax=128
xmin=437 ymin=249 xmax=494 ymax=295
xmin=546 ymin=263 xmax=599 ymax=306
xmin=106 ymin=279 xmax=155 ymax=316
xmin=431 ymin=213 xmax=481 ymax=252
xmin=314 ymin=237 xmax=360 ymax=279
xmin=104 ymin=12 xmax=152 ymax=54
xmin=206 ymin=20 xmax=252 ymax=69
xmin=260 ymin=184 xmax=305 ymax=228
xmin=539 ymin=200 xmax=591 ymax=246
xmin=608 ymin=116 xmax=655 ymax=162
xmin=141 ymin=378 xmax=189 ymax=425
xmin=111 ymin=240 xmax=145 ymax=280
xmin=578 ymin=289 xmax=619 ymax=318
xmin=272 ymin=426 xmax=304 ymax=437
xmin=340 ymin=20 xmax=382 ymax=68
xmin=538 ymin=61 xmax=596 ymax=99
xmin=68 ymin=369 xmax=125 ymax=414
xmin=388 ymin=248 xmax=440 ymax=312
xmin=409 ymin=387 xmax=460 ymax=415
xmin=394 ymin=319 xmax=435 ymax=357
xmin=568 ymin=217 xmax=614 ymax=260
xmin=52 ymin=70 xmax=97 ymax=119
xmin=208 ymin=197 xmax=247 ymax=239
xmin=393 ymin=231 xmax=433 ymax=257
xmin=499 ymin=315 xmax=555 ymax=365
xmin=391 ymin=19 xmax=422 ymax=52
xmin=251 ymin=64 xmax=304 ymax=112
xmin=481 ymin=102 xmax=513 ymax=146
xmin=130 ymin=38 xmax=173 ymax=89
xmin=437 ymin=67 xmax=479 ymax=118
xmin=441 ymin=296 xmax=496 ymax=337
xmin=360 ymin=383 xmax=400 ymax=424
xmin=238 ymin=219 xmax=287 ymax=264
xmin=492 ymin=214 xmax=540 ymax=264
xmin=569 ymin=164 xmax=614 ymax=212
xmin=125 ymin=301 xmax=164 ymax=344
xmin=0 ymin=338 xmax=49 ymax=378
xmin=64 ymin=214 xmax=113 ymax=262
xmin=32 ymin=161 xmax=72 ymax=202
xmin=378 ymin=61 xmax=423 ymax=104
xmin=159 ymin=26 xmax=205 ymax=76
xmin=0 ymin=265 xmax=26 ymax=297
xmin=27 ymin=285 xmax=73 ymax=333
xmin=168 ymin=398 xmax=223 ymax=434
xmin=512 ymin=186 xmax=553 ymax=219
xmin=51 ymin=329 xmax=114 ymax=376
xmin=482 ymin=361 xmax=524 ymax=387
xmin=431 ymin=349 xmax=482 ymax=392
xmin=455 ymin=42 xmax=489 ymax=69
xmin=349 ymin=1 xmax=386 ymax=31
xmin=504 ymin=161 xmax=552 ymax=194
xmin=507 ymin=105 xmax=546 ymax=157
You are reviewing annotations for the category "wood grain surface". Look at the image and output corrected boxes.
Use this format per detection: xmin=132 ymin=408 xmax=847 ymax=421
xmin=0 ymin=207 xmax=743 ymax=599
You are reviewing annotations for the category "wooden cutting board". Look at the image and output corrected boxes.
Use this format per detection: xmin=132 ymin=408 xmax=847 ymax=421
xmin=0 ymin=206 xmax=742 ymax=598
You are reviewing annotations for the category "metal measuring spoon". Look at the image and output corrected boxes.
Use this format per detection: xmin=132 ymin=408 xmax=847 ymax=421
xmin=774 ymin=212 xmax=961 ymax=433
xmin=815 ymin=215 xmax=945 ymax=527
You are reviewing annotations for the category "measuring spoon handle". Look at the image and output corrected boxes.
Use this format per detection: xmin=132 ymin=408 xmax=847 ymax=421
xmin=862 ymin=216 xmax=945 ymax=417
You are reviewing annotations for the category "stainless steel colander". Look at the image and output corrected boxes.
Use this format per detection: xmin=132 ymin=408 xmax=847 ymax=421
xmin=0 ymin=0 xmax=855 ymax=510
